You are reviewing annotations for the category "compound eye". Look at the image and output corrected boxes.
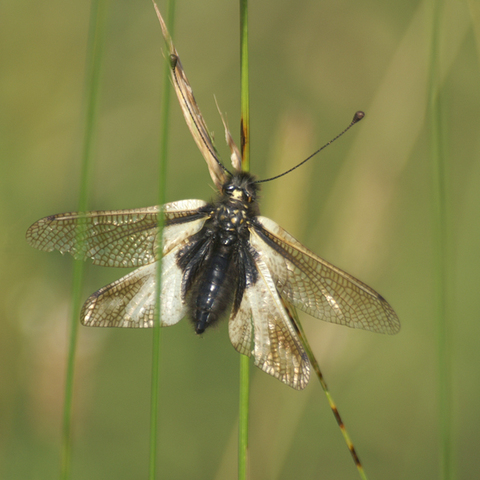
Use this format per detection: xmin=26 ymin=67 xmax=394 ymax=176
xmin=224 ymin=184 xmax=235 ymax=196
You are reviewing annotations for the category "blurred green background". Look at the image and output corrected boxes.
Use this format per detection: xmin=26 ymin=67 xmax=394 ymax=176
xmin=2 ymin=0 xmax=479 ymax=479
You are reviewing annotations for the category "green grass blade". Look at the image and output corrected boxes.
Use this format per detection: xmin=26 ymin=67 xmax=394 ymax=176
xmin=238 ymin=354 xmax=250 ymax=480
xmin=239 ymin=1 xmax=250 ymax=478
xmin=61 ymin=0 xmax=109 ymax=479
xmin=427 ymin=0 xmax=453 ymax=478
xmin=291 ymin=307 xmax=368 ymax=480
xmin=240 ymin=0 xmax=250 ymax=173
xmin=149 ymin=1 xmax=176 ymax=478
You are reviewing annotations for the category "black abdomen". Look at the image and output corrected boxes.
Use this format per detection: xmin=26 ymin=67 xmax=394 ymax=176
xmin=176 ymin=196 xmax=255 ymax=334
xmin=191 ymin=240 xmax=236 ymax=333
xmin=177 ymin=227 xmax=239 ymax=334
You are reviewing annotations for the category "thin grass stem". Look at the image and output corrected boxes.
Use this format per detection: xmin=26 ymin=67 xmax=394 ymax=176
xmin=238 ymin=354 xmax=250 ymax=480
xmin=240 ymin=0 xmax=250 ymax=173
xmin=149 ymin=1 xmax=175 ymax=478
xmin=290 ymin=306 xmax=368 ymax=480
xmin=238 ymin=1 xmax=250 ymax=478
xmin=61 ymin=1 xmax=109 ymax=479
xmin=427 ymin=0 xmax=453 ymax=479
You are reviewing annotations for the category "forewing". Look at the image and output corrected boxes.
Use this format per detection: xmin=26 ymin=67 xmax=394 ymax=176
xmin=229 ymin=254 xmax=310 ymax=390
xmin=26 ymin=200 xmax=208 ymax=267
xmin=153 ymin=4 xmax=228 ymax=189
xmin=250 ymin=217 xmax=400 ymax=335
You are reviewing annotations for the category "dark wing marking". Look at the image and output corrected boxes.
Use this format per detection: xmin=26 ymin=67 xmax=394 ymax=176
xmin=229 ymin=252 xmax=310 ymax=390
xmin=81 ymin=208 xmax=210 ymax=327
xmin=26 ymin=200 xmax=208 ymax=268
xmin=250 ymin=216 xmax=400 ymax=335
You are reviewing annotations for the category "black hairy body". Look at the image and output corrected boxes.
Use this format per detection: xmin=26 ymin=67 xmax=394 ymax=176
xmin=176 ymin=172 xmax=260 ymax=334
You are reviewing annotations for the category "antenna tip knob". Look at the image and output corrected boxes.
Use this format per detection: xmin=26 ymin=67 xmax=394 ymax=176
xmin=353 ymin=111 xmax=365 ymax=123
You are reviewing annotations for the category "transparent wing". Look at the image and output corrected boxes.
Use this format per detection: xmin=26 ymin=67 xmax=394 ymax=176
xmin=81 ymin=243 xmax=188 ymax=328
xmin=26 ymin=200 xmax=208 ymax=267
xmin=250 ymin=216 xmax=400 ymax=335
xmin=229 ymin=254 xmax=310 ymax=390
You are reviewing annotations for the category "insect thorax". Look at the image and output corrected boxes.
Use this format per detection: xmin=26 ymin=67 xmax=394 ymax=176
xmin=213 ymin=202 xmax=249 ymax=236
xmin=176 ymin=173 xmax=260 ymax=334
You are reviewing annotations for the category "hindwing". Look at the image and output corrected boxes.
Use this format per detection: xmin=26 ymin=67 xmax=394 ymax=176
xmin=81 ymin=241 xmax=188 ymax=328
xmin=228 ymin=245 xmax=310 ymax=390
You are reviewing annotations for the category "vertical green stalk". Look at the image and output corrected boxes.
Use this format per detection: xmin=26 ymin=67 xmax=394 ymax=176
xmin=238 ymin=1 xmax=250 ymax=479
xmin=240 ymin=0 xmax=250 ymax=173
xmin=427 ymin=0 xmax=453 ymax=479
xmin=238 ymin=355 xmax=250 ymax=480
xmin=149 ymin=1 xmax=175 ymax=479
xmin=62 ymin=1 xmax=109 ymax=479
xmin=293 ymin=309 xmax=368 ymax=480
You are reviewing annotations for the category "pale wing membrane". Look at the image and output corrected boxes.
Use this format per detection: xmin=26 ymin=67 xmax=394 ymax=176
xmin=26 ymin=200 xmax=207 ymax=267
xmin=229 ymin=255 xmax=310 ymax=390
xmin=82 ymin=250 xmax=184 ymax=328
xmin=82 ymin=263 xmax=157 ymax=328
xmin=81 ymin=207 xmax=210 ymax=328
xmin=251 ymin=217 xmax=400 ymax=335
xmin=154 ymin=4 xmax=228 ymax=189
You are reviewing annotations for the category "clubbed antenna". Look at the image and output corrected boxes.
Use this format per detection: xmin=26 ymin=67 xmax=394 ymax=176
xmin=256 ymin=111 xmax=365 ymax=184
